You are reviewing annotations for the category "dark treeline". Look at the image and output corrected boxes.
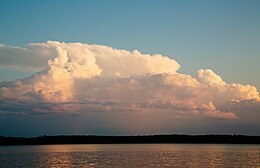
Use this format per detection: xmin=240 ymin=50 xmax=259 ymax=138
xmin=0 ymin=135 xmax=260 ymax=145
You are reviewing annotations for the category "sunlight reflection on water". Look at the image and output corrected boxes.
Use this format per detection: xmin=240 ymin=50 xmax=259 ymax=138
xmin=0 ymin=144 xmax=259 ymax=167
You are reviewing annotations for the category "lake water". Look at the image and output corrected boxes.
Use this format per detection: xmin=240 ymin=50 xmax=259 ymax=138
xmin=0 ymin=144 xmax=259 ymax=167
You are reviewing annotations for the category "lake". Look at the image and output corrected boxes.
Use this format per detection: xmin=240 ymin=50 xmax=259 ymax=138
xmin=0 ymin=144 xmax=259 ymax=167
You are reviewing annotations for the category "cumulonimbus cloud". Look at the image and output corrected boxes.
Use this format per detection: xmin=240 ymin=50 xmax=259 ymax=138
xmin=0 ymin=41 xmax=259 ymax=120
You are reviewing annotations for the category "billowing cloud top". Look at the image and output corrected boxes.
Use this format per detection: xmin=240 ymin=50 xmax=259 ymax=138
xmin=0 ymin=41 xmax=260 ymax=123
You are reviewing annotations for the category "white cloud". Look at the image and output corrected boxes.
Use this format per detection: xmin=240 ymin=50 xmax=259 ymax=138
xmin=0 ymin=41 xmax=260 ymax=121
xmin=0 ymin=44 xmax=51 ymax=71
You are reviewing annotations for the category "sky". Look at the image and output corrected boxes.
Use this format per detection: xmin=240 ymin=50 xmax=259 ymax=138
xmin=0 ymin=0 xmax=260 ymax=136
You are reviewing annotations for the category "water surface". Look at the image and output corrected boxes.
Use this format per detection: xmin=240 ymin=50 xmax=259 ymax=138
xmin=0 ymin=144 xmax=259 ymax=167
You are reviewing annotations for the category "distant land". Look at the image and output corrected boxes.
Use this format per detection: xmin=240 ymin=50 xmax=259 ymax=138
xmin=1 ymin=135 xmax=260 ymax=145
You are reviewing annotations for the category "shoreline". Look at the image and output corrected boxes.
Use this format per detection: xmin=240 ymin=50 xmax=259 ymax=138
xmin=1 ymin=134 xmax=260 ymax=145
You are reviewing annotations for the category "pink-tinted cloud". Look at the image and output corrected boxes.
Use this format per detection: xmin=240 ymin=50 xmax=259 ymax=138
xmin=0 ymin=41 xmax=259 ymax=123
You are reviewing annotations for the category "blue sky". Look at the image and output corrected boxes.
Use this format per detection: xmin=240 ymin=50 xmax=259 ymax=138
xmin=1 ymin=0 xmax=260 ymax=88
xmin=0 ymin=0 xmax=260 ymax=136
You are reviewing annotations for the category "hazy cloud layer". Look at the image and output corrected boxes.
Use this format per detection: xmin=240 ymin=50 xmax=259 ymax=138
xmin=0 ymin=41 xmax=260 ymax=135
